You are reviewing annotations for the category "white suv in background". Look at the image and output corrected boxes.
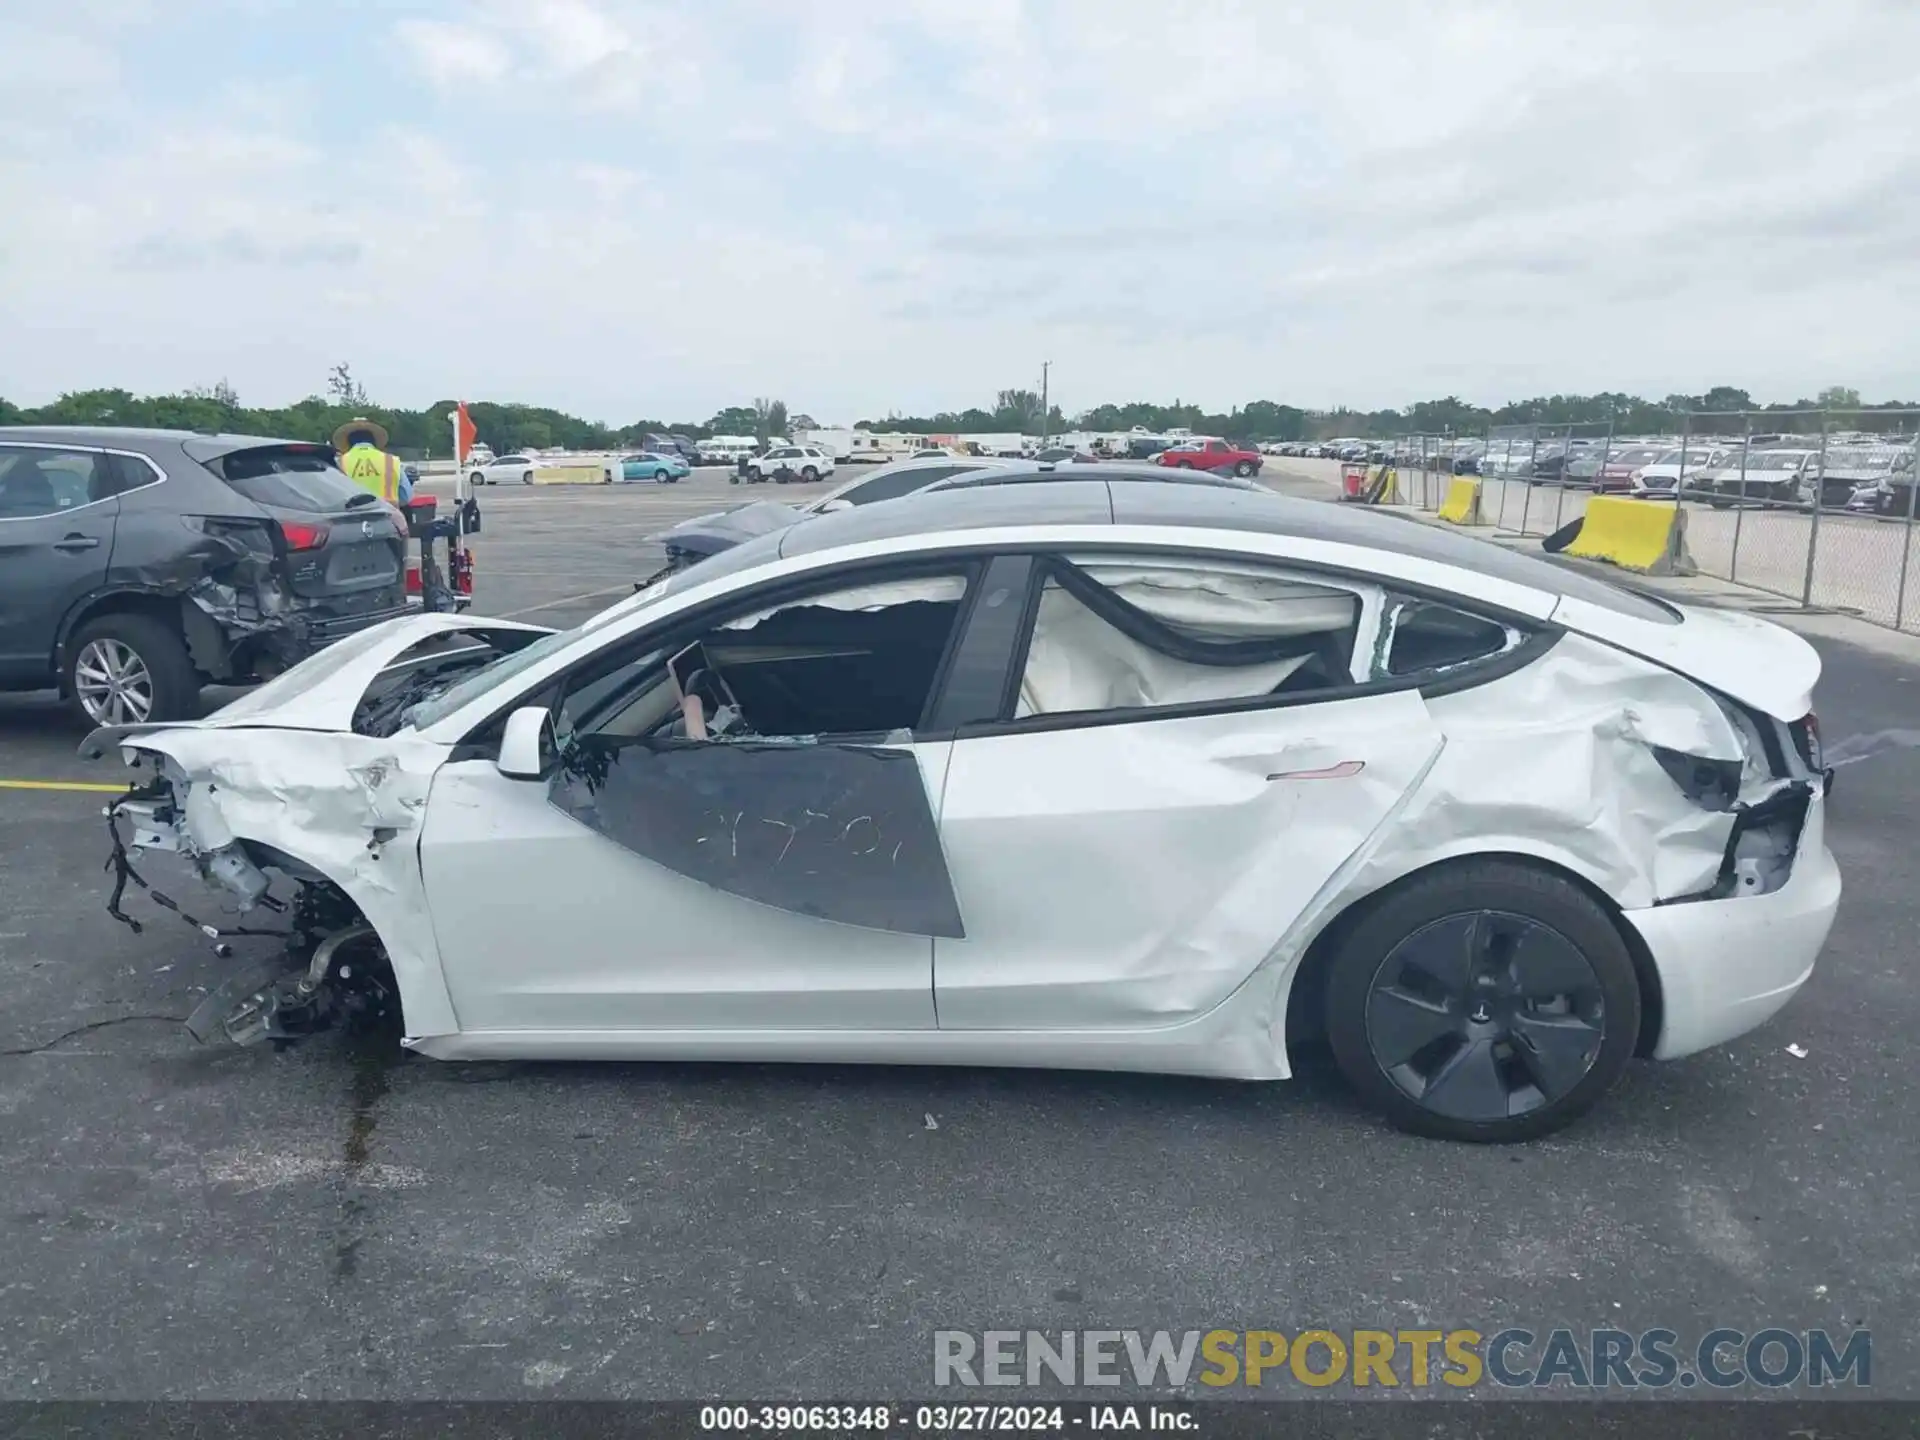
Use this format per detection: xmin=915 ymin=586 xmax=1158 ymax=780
xmin=1629 ymin=446 xmax=1729 ymax=498
xmin=745 ymin=445 xmax=837 ymax=483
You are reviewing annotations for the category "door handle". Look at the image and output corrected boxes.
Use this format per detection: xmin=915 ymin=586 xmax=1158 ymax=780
xmin=1266 ymin=760 xmax=1367 ymax=781
xmin=53 ymin=535 xmax=101 ymax=551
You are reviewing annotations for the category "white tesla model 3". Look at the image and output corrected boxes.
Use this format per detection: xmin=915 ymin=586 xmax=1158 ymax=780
xmin=83 ymin=479 xmax=1839 ymax=1142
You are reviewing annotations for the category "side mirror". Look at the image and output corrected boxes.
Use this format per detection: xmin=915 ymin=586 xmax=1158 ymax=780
xmin=498 ymin=706 xmax=557 ymax=780
xmin=817 ymin=497 xmax=854 ymax=513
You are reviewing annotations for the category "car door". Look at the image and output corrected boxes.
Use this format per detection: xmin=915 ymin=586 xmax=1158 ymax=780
xmin=0 ymin=443 xmax=119 ymax=686
xmin=929 ymin=550 xmax=1447 ymax=1031
xmin=416 ymin=563 xmax=976 ymax=1035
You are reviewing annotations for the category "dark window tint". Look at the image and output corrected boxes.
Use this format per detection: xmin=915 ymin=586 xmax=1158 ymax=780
xmin=851 ymin=465 xmax=968 ymax=504
xmin=204 ymin=444 xmax=367 ymax=513
xmin=1384 ymin=600 xmax=1513 ymax=676
xmin=0 ymin=446 xmax=114 ymax=515
xmin=105 ymin=453 xmax=162 ymax=495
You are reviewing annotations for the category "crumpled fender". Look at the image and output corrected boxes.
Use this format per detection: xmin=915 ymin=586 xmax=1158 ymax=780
xmin=110 ymin=727 xmax=462 ymax=1039
xmin=1256 ymin=632 xmax=1776 ymax=1071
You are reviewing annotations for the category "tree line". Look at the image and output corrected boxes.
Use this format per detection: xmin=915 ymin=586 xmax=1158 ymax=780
xmin=3 ymin=373 xmax=1911 ymax=458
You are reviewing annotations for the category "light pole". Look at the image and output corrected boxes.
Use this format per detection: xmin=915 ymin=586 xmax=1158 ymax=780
xmin=1040 ymin=361 xmax=1051 ymax=445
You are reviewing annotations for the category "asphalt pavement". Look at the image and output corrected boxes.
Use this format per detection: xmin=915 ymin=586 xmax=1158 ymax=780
xmin=1 ymin=467 xmax=1916 ymax=1399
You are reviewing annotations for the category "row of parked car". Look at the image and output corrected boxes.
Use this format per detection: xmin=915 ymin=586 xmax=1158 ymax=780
xmin=1464 ymin=436 xmax=1917 ymax=514
xmin=1262 ymin=439 xmax=1392 ymax=463
xmin=1305 ymin=433 xmax=1916 ymax=515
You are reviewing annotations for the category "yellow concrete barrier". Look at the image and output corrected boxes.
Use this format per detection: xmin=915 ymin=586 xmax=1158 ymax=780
xmin=1562 ymin=496 xmax=1695 ymax=575
xmin=1363 ymin=465 xmax=1401 ymax=504
xmin=1437 ymin=477 xmax=1483 ymax=525
xmin=531 ymin=464 xmax=610 ymax=486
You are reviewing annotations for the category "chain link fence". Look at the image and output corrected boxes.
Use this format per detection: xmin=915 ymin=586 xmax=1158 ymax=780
xmin=1386 ymin=410 xmax=1920 ymax=634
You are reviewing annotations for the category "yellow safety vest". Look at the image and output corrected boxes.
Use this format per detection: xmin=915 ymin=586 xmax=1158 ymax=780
xmin=341 ymin=443 xmax=402 ymax=503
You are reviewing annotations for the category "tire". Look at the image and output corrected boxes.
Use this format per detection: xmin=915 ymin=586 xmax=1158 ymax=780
xmin=1232 ymin=460 xmax=1255 ymax=478
xmin=1323 ymin=859 xmax=1641 ymax=1143
xmin=521 ymin=470 xmax=535 ymax=485
xmin=801 ymin=466 xmax=819 ymax=482
xmin=65 ymin=612 xmax=201 ymax=728
xmin=655 ymin=469 xmax=671 ymax=483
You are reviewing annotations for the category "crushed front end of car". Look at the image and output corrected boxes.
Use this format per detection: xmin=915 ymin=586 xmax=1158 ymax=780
xmin=81 ymin=613 xmax=552 ymax=1050
xmin=95 ymin=733 xmax=440 ymax=1049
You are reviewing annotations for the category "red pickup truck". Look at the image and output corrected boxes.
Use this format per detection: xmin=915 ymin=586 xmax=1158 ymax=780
xmin=1153 ymin=438 xmax=1264 ymax=478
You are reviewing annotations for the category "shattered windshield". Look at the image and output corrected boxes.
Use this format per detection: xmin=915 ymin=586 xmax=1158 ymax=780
xmin=406 ymin=535 xmax=791 ymax=731
xmin=401 ymin=625 xmax=583 ymax=731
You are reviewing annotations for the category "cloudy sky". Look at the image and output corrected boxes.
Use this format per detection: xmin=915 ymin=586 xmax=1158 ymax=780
xmin=2 ymin=0 xmax=1916 ymax=423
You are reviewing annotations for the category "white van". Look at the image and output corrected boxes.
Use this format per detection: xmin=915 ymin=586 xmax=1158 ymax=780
xmin=696 ymin=436 xmax=759 ymax=465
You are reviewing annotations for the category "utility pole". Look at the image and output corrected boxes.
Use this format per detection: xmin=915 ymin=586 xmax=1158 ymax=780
xmin=1040 ymin=361 xmax=1051 ymax=444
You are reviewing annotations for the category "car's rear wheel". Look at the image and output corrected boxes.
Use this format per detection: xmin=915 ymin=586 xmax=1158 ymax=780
xmin=522 ymin=470 xmax=535 ymax=485
xmin=1324 ymin=859 xmax=1640 ymax=1143
xmin=65 ymin=613 xmax=201 ymax=728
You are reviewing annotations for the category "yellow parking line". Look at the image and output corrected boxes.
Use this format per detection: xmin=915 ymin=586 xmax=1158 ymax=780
xmin=0 ymin=779 xmax=126 ymax=793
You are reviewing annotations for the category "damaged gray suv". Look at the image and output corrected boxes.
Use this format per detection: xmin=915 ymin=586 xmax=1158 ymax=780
xmin=0 ymin=427 xmax=411 ymax=725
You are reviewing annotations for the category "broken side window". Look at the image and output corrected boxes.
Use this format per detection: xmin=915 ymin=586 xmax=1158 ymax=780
xmin=1012 ymin=555 xmax=1364 ymax=719
xmin=555 ymin=570 xmax=975 ymax=745
xmin=1376 ymin=598 xmax=1520 ymax=679
xmin=539 ymin=570 xmax=975 ymax=936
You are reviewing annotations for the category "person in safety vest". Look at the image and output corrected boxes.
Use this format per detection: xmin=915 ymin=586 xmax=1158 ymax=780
xmin=332 ymin=417 xmax=413 ymax=504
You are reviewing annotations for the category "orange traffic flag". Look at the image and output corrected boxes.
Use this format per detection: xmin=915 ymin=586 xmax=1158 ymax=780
xmin=455 ymin=402 xmax=478 ymax=465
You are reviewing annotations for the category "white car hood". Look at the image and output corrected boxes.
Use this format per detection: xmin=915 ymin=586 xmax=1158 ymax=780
xmin=78 ymin=612 xmax=550 ymax=756
xmin=1549 ymin=594 xmax=1820 ymax=721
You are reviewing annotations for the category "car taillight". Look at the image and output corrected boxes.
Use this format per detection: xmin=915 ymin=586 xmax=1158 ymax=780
xmin=276 ymin=520 xmax=331 ymax=551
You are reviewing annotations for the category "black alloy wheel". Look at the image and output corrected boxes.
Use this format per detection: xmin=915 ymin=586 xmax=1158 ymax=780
xmin=1365 ymin=911 xmax=1604 ymax=1123
xmin=1324 ymin=859 xmax=1640 ymax=1142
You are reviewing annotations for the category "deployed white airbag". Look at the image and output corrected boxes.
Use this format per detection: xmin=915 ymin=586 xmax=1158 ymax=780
xmin=1017 ymin=585 xmax=1312 ymax=715
xmin=1016 ymin=559 xmax=1359 ymax=717
xmin=1064 ymin=556 xmax=1359 ymax=638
